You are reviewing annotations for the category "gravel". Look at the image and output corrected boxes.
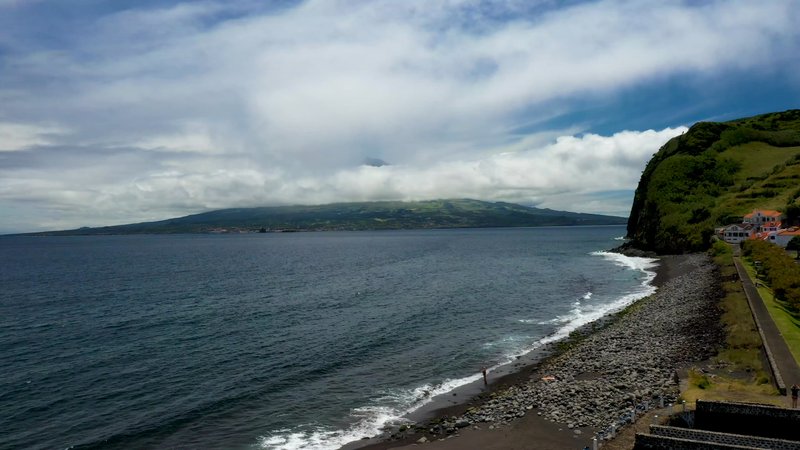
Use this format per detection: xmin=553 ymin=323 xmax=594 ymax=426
xmin=414 ymin=253 xmax=724 ymax=440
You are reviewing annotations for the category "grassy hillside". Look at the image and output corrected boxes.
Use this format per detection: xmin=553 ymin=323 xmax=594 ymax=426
xmin=627 ymin=109 xmax=800 ymax=253
xmin=28 ymin=199 xmax=626 ymax=235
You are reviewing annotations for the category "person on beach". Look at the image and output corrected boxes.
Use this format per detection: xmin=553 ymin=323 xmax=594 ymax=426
xmin=482 ymin=367 xmax=488 ymax=386
xmin=792 ymin=384 xmax=799 ymax=408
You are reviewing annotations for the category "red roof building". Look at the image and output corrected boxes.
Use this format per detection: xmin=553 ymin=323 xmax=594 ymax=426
xmin=743 ymin=209 xmax=782 ymax=225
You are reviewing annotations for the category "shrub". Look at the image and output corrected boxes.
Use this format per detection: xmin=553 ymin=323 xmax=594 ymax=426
xmin=709 ymin=240 xmax=732 ymax=257
xmin=742 ymin=240 xmax=800 ymax=312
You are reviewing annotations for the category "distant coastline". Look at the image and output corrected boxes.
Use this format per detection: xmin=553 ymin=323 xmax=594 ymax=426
xmin=11 ymin=199 xmax=627 ymax=236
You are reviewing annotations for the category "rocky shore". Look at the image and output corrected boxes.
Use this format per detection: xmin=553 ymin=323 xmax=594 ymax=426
xmin=361 ymin=253 xmax=725 ymax=448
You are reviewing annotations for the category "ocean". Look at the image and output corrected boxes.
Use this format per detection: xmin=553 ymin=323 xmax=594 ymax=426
xmin=0 ymin=226 xmax=658 ymax=450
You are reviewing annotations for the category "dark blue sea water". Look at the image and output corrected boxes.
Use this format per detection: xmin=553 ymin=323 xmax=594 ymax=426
xmin=0 ymin=226 xmax=657 ymax=450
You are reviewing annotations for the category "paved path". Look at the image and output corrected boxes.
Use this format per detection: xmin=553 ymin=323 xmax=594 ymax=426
xmin=732 ymin=254 xmax=800 ymax=396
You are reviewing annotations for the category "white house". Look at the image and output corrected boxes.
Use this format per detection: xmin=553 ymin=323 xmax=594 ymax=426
xmin=723 ymin=224 xmax=755 ymax=244
xmin=768 ymin=228 xmax=800 ymax=248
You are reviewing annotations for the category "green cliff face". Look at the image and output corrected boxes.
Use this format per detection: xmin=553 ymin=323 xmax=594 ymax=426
xmin=627 ymin=110 xmax=800 ymax=254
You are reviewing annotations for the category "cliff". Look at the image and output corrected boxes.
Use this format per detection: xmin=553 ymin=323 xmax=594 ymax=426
xmin=626 ymin=109 xmax=800 ymax=253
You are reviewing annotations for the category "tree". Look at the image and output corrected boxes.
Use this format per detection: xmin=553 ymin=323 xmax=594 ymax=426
xmin=785 ymin=203 xmax=800 ymax=227
xmin=788 ymin=236 xmax=800 ymax=259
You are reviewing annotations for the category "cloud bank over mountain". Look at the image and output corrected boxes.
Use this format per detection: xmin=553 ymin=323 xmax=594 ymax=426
xmin=0 ymin=0 xmax=798 ymax=232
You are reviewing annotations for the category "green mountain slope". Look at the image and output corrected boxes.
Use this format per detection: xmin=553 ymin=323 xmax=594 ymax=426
xmin=29 ymin=199 xmax=627 ymax=235
xmin=627 ymin=109 xmax=800 ymax=253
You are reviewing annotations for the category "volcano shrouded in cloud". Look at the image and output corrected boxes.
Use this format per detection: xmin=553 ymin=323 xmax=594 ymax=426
xmin=0 ymin=0 xmax=798 ymax=233
xmin=362 ymin=157 xmax=389 ymax=168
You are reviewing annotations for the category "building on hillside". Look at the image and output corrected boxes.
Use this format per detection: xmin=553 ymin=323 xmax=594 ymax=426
xmin=752 ymin=220 xmax=782 ymax=241
xmin=719 ymin=209 xmax=789 ymax=245
xmin=723 ymin=223 xmax=755 ymax=244
xmin=743 ymin=209 xmax=782 ymax=227
xmin=768 ymin=227 xmax=800 ymax=248
xmin=758 ymin=220 xmax=782 ymax=233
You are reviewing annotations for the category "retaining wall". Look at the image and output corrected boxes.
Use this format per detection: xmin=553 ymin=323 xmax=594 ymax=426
xmin=633 ymin=433 xmax=761 ymax=450
xmin=649 ymin=425 xmax=800 ymax=450
xmin=694 ymin=400 xmax=800 ymax=441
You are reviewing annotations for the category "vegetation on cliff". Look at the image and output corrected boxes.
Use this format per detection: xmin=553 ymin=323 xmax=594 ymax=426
xmin=627 ymin=109 xmax=800 ymax=253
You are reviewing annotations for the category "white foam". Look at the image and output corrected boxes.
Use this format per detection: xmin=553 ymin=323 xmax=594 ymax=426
xmin=521 ymin=292 xmax=590 ymax=326
xmin=591 ymin=251 xmax=659 ymax=275
xmin=537 ymin=284 xmax=656 ymax=347
xmin=261 ymin=251 xmax=660 ymax=450
xmin=518 ymin=317 xmax=566 ymax=325
xmin=260 ymin=375 xmax=484 ymax=450
xmin=510 ymin=252 xmax=658 ymax=354
xmin=530 ymin=252 xmax=658 ymax=347
xmin=260 ymin=405 xmax=402 ymax=450
xmin=536 ymin=316 xmax=567 ymax=325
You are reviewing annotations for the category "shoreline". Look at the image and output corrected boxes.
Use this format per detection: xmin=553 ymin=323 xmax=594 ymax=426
xmin=344 ymin=253 xmax=723 ymax=450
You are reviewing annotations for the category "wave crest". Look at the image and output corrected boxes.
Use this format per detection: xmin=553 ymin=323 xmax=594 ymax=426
xmin=262 ymin=251 xmax=659 ymax=450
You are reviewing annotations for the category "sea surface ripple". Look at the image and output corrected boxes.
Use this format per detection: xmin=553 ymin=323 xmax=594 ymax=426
xmin=0 ymin=226 xmax=657 ymax=450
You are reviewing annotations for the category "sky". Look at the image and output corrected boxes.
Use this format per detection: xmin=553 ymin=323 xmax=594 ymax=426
xmin=1 ymin=0 xmax=799 ymax=233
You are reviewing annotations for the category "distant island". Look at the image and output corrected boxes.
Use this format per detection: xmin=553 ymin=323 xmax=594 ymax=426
xmin=18 ymin=199 xmax=627 ymax=236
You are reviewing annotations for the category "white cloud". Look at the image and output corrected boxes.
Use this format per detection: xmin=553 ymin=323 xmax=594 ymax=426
xmin=135 ymin=122 xmax=219 ymax=153
xmin=0 ymin=0 xmax=798 ymax=231
xmin=0 ymin=122 xmax=69 ymax=151
xmin=8 ymin=0 xmax=793 ymax=157
xmin=0 ymin=126 xmax=684 ymax=231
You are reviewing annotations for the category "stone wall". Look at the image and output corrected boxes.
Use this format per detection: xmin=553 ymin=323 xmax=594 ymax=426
xmin=633 ymin=433 xmax=761 ymax=450
xmin=648 ymin=425 xmax=800 ymax=450
xmin=694 ymin=400 xmax=800 ymax=441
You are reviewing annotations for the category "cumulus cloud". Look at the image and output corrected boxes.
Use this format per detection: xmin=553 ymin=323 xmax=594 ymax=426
xmin=0 ymin=0 xmax=798 ymax=231
xmin=0 ymin=126 xmax=684 ymax=231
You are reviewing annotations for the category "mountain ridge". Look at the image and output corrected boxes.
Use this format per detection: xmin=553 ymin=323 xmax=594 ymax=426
xmin=18 ymin=199 xmax=627 ymax=236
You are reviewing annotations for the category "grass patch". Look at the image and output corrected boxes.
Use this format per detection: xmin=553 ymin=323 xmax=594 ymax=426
xmin=765 ymin=296 xmax=800 ymax=365
xmin=725 ymin=143 xmax=800 ymax=185
xmin=716 ymin=280 xmax=766 ymax=376
xmin=712 ymin=243 xmax=762 ymax=369
xmin=715 ymin=144 xmax=800 ymax=219
xmin=742 ymin=258 xmax=800 ymax=366
xmin=682 ymin=369 xmax=782 ymax=406
xmin=689 ymin=369 xmax=712 ymax=390
xmin=683 ymin=243 xmax=779 ymax=402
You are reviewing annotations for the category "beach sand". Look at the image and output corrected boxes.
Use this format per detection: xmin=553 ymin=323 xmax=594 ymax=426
xmin=346 ymin=254 xmax=722 ymax=450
